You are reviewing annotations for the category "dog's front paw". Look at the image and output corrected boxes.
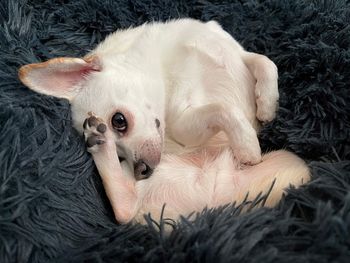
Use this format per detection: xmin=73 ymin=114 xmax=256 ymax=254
xmin=83 ymin=112 xmax=108 ymax=153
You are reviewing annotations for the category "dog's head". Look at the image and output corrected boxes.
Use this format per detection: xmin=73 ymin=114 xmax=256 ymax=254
xmin=18 ymin=56 xmax=164 ymax=179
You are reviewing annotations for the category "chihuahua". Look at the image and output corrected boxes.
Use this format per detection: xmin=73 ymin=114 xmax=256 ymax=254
xmin=19 ymin=19 xmax=310 ymax=224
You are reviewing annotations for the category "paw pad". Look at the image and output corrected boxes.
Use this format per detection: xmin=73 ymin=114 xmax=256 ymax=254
xmin=83 ymin=113 xmax=108 ymax=149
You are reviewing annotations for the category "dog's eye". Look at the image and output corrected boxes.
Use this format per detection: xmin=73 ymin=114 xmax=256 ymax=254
xmin=112 ymin=112 xmax=127 ymax=133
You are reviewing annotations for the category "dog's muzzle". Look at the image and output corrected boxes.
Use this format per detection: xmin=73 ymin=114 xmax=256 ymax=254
xmin=134 ymin=138 xmax=162 ymax=180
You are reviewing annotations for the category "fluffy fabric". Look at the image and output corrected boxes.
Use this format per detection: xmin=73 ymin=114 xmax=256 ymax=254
xmin=0 ymin=0 xmax=349 ymax=262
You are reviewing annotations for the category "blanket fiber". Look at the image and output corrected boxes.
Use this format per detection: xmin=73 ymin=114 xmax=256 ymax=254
xmin=1 ymin=0 xmax=350 ymax=262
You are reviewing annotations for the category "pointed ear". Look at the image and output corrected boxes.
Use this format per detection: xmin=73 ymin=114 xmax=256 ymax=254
xmin=18 ymin=56 xmax=102 ymax=101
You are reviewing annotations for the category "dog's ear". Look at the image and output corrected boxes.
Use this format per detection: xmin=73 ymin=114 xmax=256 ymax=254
xmin=18 ymin=56 xmax=101 ymax=101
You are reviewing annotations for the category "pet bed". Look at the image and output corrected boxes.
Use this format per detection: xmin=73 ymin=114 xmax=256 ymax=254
xmin=0 ymin=0 xmax=349 ymax=262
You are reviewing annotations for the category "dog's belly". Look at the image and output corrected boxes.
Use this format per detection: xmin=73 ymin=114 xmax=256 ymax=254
xmin=134 ymin=149 xmax=244 ymax=222
xmin=133 ymin=149 xmax=310 ymax=223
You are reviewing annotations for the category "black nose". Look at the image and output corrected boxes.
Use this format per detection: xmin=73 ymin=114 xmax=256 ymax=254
xmin=134 ymin=160 xmax=153 ymax=180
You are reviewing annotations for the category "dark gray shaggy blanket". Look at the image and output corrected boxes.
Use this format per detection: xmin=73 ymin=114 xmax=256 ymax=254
xmin=1 ymin=0 xmax=350 ymax=262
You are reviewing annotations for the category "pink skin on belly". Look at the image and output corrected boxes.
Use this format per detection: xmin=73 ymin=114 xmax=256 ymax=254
xmin=136 ymin=148 xmax=309 ymax=223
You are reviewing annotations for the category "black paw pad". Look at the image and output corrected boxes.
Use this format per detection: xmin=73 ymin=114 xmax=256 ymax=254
xmin=88 ymin=116 xmax=98 ymax=127
xmin=97 ymin=123 xmax=107 ymax=133
xmin=86 ymin=136 xmax=104 ymax=148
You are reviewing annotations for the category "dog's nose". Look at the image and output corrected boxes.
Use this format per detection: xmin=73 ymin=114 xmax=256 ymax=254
xmin=134 ymin=160 xmax=153 ymax=180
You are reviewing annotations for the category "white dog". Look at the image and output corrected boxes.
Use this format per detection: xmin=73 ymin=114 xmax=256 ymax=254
xmin=19 ymin=19 xmax=310 ymax=224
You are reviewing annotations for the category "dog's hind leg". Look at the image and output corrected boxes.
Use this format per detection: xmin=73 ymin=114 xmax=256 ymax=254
xmin=241 ymin=52 xmax=279 ymax=123
xmin=187 ymin=23 xmax=279 ymax=123
xmin=170 ymin=103 xmax=261 ymax=165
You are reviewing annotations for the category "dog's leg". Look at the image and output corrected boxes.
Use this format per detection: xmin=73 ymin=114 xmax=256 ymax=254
xmin=84 ymin=113 xmax=138 ymax=224
xmin=171 ymin=103 xmax=261 ymax=164
xmin=241 ymin=52 xmax=279 ymax=122
xmin=185 ymin=27 xmax=278 ymax=123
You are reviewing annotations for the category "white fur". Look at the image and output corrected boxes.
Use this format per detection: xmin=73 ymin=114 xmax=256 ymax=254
xmin=19 ymin=19 xmax=309 ymax=225
xmin=83 ymin=115 xmax=310 ymax=224
xmin=71 ymin=18 xmax=279 ymax=165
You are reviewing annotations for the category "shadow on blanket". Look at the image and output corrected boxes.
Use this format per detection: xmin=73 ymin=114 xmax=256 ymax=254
xmin=0 ymin=0 xmax=349 ymax=262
